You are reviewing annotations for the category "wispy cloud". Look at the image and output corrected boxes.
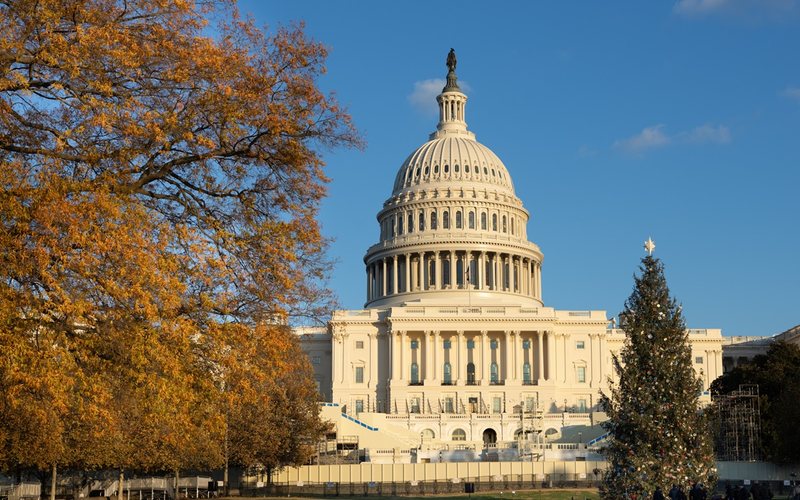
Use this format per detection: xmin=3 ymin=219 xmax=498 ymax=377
xmin=614 ymin=125 xmax=671 ymax=154
xmin=674 ymin=0 xmax=799 ymax=18
xmin=781 ymin=86 xmax=800 ymax=102
xmin=408 ymin=78 xmax=471 ymax=116
xmin=614 ymin=123 xmax=731 ymax=155
xmin=682 ymin=124 xmax=731 ymax=144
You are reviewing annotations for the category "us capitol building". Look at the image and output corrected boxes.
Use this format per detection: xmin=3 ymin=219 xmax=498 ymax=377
xmin=298 ymin=51 xmax=725 ymax=460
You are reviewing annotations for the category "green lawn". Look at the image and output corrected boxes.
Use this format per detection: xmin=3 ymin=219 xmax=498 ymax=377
xmin=236 ymin=489 xmax=601 ymax=500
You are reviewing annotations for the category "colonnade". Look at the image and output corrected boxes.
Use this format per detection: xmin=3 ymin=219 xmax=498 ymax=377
xmin=388 ymin=330 xmax=581 ymax=386
xmin=366 ymin=250 xmax=541 ymax=302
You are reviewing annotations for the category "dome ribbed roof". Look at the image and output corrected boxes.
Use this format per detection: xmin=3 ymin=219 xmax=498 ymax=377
xmin=392 ymin=136 xmax=515 ymax=195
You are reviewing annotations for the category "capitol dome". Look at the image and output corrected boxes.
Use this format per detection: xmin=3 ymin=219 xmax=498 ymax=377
xmin=364 ymin=52 xmax=543 ymax=308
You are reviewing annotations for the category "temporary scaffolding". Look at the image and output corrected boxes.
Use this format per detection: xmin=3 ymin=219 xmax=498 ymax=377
xmin=714 ymin=384 xmax=761 ymax=462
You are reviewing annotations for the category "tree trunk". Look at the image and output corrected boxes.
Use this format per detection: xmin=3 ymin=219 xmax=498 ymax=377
xmin=117 ymin=470 xmax=124 ymax=500
xmin=50 ymin=463 xmax=57 ymax=500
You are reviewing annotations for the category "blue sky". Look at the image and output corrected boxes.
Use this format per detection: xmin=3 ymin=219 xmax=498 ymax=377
xmin=239 ymin=1 xmax=800 ymax=337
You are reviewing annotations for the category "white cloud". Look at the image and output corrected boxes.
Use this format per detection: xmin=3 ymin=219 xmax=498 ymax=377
xmin=683 ymin=124 xmax=731 ymax=144
xmin=613 ymin=125 xmax=671 ymax=154
xmin=614 ymin=123 xmax=732 ymax=155
xmin=674 ymin=0 xmax=799 ymax=17
xmin=782 ymin=86 xmax=800 ymax=102
xmin=408 ymin=78 xmax=471 ymax=116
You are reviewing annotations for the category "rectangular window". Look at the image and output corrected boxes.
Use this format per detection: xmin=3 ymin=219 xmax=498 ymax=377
xmin=443 ymin=340 xmax=452 ymax=349
xmin=525 ymin=397 xmax=535 ymax=412
xmin=695 ymin=356 xmax=704 ymax=364
xmin=355 ymin=399 xmax=364 ymax=414
xmin=577 ymin=366 xmax=586 ymax=383
xmin=578 ymin=399 xmax=587 ymax=413
xmin=355 ymin=340 xmax=364 ymax=349
xmin=410 ymin=398 xmax=420 ymax=414
xmin=445 ymin=397 xmax=454 ymax=413
xmin=312 ymin=355 xmax=321 ymax=366
xmin=492 ymin=397 xmax=502 ymax=414
xmin=467 ymin=340 xmax=475 ymax=349
xmin=576 ymin=341 xmax=585 ymax=349
xmin=355 ymin=366 xmax=364 ymax=383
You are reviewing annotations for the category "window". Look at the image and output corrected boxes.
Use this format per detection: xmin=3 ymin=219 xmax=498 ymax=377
xmin=695 ymin=356 xmax=704 ymax=364
xmin=410 ymin=362 xmax=419 ymax=384
xmin=455 ymin=211 xmax=462 ymax=229
xmin=465 ymin=164 xmax=470 ymax=173
xmin=410 ymin=397 xmax=421 ymax=414
xmin=408 ymin=213 xmax=413 ymax=233
xmin=355 ymin=366 xmax=364 ymax=383
xmin=443 ymin=211 xmax=450 ymax=229
xmin=466 ymin=363 xmax=476 ymax=384
xmin=452 ymin=429 xmax=466 ymax=441
xmin=490 ymin=340 xmax=498 ymax=349
xmin=523 ymin=362 xmax=531 ymax=384
xmin=468 ymin=211 xmax=475 ymax=229
xmin=424 ymin=166 xmax=429 ymax=176
xmin=525 ymin=397 xmax=535 ymax=412
xmin=356 ymin=341 xmax=364 ymax=349
xmin=443 ymin=340 xmax=452 ymax=349
xmin=481 ymin=212 xmax=487 ymax=230
xmin=411 ymin=340 xmax=419 ymax=349
xmin=454 ymin=164 xmax=460 ymax=173
xmin=312 ymin=355 xmax=321 ymax=366
xmin=578 ymin=399 xmax=587 ymax=413
xmin=418 ymin=210 xmax=425 ymax=231
xmin=576 ymin=341 xmax=585 ymax=349
xmin=492 ymin=397 xmax=502 ymax=413
xmin=490 ymin=362 xmax=499 ymax=383
xmin=576 ymin=366 xmax=586 ymax=383
xmin=511 ymin=217 xmax=515 ymax=235
xmin=355 ymin=399 xmax=364 ymax=414
xmin=502 ymin=215 xmax=507 ymax=233
xmin=444 ymin=164 xmax=449 ymax=174
xmin=422 ymin=428 xmax=435 ymax=439
xmin=433 ymin=165 xmax=439 ymax=175
xmin=467 ymin=340 xmax=475 ymax=349
xmin=443 ymin=362 xmax=452 ymax=384
xmin=492 ymin=214 xmax=498 ymax=231
xmin=522 ymin=340 xmax=530 ymax=349
xmin=398 ymin=215 xmax=404 ymax=234
xmin=430 ymin=211 xmax=438 ymax=230
xmin=444 ymin=397 xmax=454 ymax=413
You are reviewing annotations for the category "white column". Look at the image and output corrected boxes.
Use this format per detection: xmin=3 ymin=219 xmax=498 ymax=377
xmin=404 ymin=254 xmax=411 ymax=293
xmin=366 ymin=266 xmax=371 ymax=301
xmin=392 ymin=255 xmax=398 ymax=294
xmin=479 ymin=251 xmax=486 ymax=290
xmin=457 ymin=331 xmax=465 ymax=384
xmin=480 ymin=330 xmax=489 ymax=385
xmin=434 ymin=251 xmax=441 ymax=290
xmin=510 ymin=256 xmax=516 ymax=292
xmin=449 ymin=250 xmax=456 ymax=289
xmin=517 ymin=331 xmax=524 ymax=382
xmin=433 ymin=330 xmax=441 ymax=382
xmin=504 ymin=330 xmax=512 ymax=382
xmin=382 ymin=258 xmax=387 ymax=296
xmin=425 ymin=331 xmax=433 ymax=383
xmin=546 ymin=331 xmax=556 ymax=381
xmin=389 ymin=330 xmax=396 ymax=381
xmin=536 ymin=331 xmax=544 ymax=383
xmin=369 ymin=332 xmax=378 ymax=388
xmin=399 ymin=331 xmax=406 ymax=381
xmin=418 ymin=252 xmax=425 ymax=290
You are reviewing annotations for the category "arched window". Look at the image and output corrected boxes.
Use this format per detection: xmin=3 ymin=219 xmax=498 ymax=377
xmin=422 ymin=428 xmax=435 ymax=440
xmin=428 ymin=259 xmax=436 ymax=287
xmin=492 ymin=214 xmax=498 ymax=231
xmin=433 ymin=164 xmax=439 ymax=175
xmin=398 ymin=215 xmax=404 ymax=235
xmin=511 ymin=217 xmax=515 ymax=235
xmin=468 ymin=211 xmax=475 ymax=229
xmin=443 ymin=362 xmax=452 ymax=384
xmin=442 ymin=258 xmax=451 ymax=287
xmin=481 ymin=212 xmax=487 ymax=230
xmin=490 ymin=362 xmax=499 ymax=384
xmin=523 ymin=362 xmax=532 ymax=384
xmin=431 ymin=211 xmax=438 ymax=230
xmin=466 ymin=362 xmax=476 ymax=384
xmin=452 ymin=429 xmax=467 ymax=441
xmin=418 ymin=210 xmax=425 ymax=231
xmin=455 ymin=211 xmax=462 ymax=229
xmin=443 ymin=210 xmax=450 ymax=229
xmin=465 ymin=164 xmax=470 ymax=173
xmin=502 ymin=215 xmax=507 ymax=233
xmin=411 ymin=362 xmax=419 ymax=384
xmin=408 ymin=213 xmax=414 ymax=233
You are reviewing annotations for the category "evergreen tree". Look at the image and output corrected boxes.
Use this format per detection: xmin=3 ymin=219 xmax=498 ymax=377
xmin=600 ymin=249 xmax=715 ymax=499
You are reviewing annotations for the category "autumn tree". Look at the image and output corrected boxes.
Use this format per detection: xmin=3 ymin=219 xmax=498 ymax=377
xmin=0 ymin=0 xmax=356 ymax=481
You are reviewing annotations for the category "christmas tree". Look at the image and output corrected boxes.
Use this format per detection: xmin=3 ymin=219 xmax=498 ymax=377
xmin=600 ymin=239 xmax=716 ymax=499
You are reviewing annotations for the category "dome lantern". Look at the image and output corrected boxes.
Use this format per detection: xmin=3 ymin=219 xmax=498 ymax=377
xmin=431 ymin=49 xmax=474 ymax=141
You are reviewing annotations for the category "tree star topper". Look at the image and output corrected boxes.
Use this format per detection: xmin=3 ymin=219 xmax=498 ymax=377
xmin=644 ymin=237 xmax=656 ymax=256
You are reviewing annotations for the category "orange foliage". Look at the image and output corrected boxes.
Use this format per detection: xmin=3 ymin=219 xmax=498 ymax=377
xmin=0 ymin=0 xmax=356 ymax=473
